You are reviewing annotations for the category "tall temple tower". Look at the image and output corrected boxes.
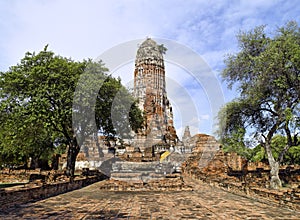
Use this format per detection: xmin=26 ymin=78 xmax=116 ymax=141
xmin=134 ymin=38 xmax=177 ymax=150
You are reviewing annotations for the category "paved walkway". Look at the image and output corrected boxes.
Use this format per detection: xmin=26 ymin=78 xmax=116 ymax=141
xmin=1 ymin=178 xmax=299 ymax=219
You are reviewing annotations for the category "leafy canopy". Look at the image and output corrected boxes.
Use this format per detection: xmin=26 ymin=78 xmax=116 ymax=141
xmin=0 ymin=46 xmax=143 ymax=171
xmin=219 ymin=21 xmax=300 ymax=164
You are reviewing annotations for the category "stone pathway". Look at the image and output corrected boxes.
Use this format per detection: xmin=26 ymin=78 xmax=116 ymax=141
xmin=0 ymin=177 xmax=299 ymax=219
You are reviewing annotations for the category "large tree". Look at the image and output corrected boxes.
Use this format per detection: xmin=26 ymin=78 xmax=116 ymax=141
xmin=0 ymin=47 xmax=73 ymax=169
xmin=219 ymin=21 xmax=300 ymax=189
xmin=0 ymin=46 xmax=143 ymax=176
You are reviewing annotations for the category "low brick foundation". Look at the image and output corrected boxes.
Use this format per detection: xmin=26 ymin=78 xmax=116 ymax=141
xmin=98 ymin=174 xmax=192 ymax=191
xmin=0 ymin=176 xmax=100 ymax=211
xmin=221 ymin=181 xmax=300 ymax=211
xmin=185 ymin=173 xmax=300 ymax=211
xmin=181 ymin=134 xmax=300 ymax=211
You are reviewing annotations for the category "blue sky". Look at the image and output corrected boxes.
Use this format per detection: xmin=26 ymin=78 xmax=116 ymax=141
xmin=0 ymin=0 xmax=299 ymax=137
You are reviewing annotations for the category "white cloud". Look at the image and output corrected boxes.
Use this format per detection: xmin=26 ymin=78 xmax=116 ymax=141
xmin=1 ymin=0 xmax=299 ymax=69
xmin=1 ymin=0 xmax=299 ymax=135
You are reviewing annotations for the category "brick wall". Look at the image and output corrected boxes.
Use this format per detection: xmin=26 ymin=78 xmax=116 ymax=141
xmin=181 ymin=137 xmax=300 ymax=211
xmin=0 ymin=176 xmax=99 ymax=211
xmin=186 ymin=174 xmax=300 ymax=211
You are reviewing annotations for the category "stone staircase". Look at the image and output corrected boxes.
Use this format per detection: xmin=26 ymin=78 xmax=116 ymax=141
xmin=110 ymin=161 xmax=175 ymax=183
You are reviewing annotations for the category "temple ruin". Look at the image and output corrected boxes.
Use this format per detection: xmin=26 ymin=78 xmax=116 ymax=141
xmin=133 ymin=38 xmax=178 ymax=151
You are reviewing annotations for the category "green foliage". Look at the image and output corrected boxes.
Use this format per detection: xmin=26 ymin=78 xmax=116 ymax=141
xmin=95 ymin=75 xmax=144 ymax=140
xmin=287 ymin=145 xmax=300 ymax=164
xmin=129 ymin=101 xmax=144 ymax=133
xmin=0 ymin=47 xmax=143 ymax=174
xmin=221 ymin=127 xmax=251 ymax=159
xmin=158 ymin=44 xmax=167 ymax=54
xmin=0 ymin=48 xmax=83 ymax=169
xmin=250 ymin=135 xmax=300 ymax=164
xmin=219 ymin=21 xmax=300 ymax=162
xmin=250 ymin=144 xmax=267 ymax=162
xmin=73 ymin=60 xmax=143 ymax=144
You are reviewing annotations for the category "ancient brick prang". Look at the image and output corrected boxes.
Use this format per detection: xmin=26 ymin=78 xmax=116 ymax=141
xmin=133 ymin=38 xmax=177 ymax=150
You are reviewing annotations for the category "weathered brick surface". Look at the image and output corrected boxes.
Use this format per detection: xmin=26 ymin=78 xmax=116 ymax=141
xmin=1 ymin=177 xmax=299 ymax=219
xmin=0 ymin=176 xmax=100 ymax=211
xmin=133 ymin=38 xmax=177 ymax=150
xmin=181 ymin=134 xmax=300 ymax=211
xmin=98 ymin=174 xmax=190 ymax=191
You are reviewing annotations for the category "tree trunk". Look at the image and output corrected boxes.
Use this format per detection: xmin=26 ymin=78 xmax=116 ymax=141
xmin=65 ymin=140 xmax=80 ymax=178
xmin=265 ymin=141 xmax=282 ymax=189
xmin=270 ymin=161 xmax=282 ymax=189
xmin=30 ymin=157 xmax=40 ymax=169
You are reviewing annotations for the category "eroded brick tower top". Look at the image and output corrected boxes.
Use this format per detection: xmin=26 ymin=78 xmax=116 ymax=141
xmin=134 ymin=38 xmax=177 ymax=149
